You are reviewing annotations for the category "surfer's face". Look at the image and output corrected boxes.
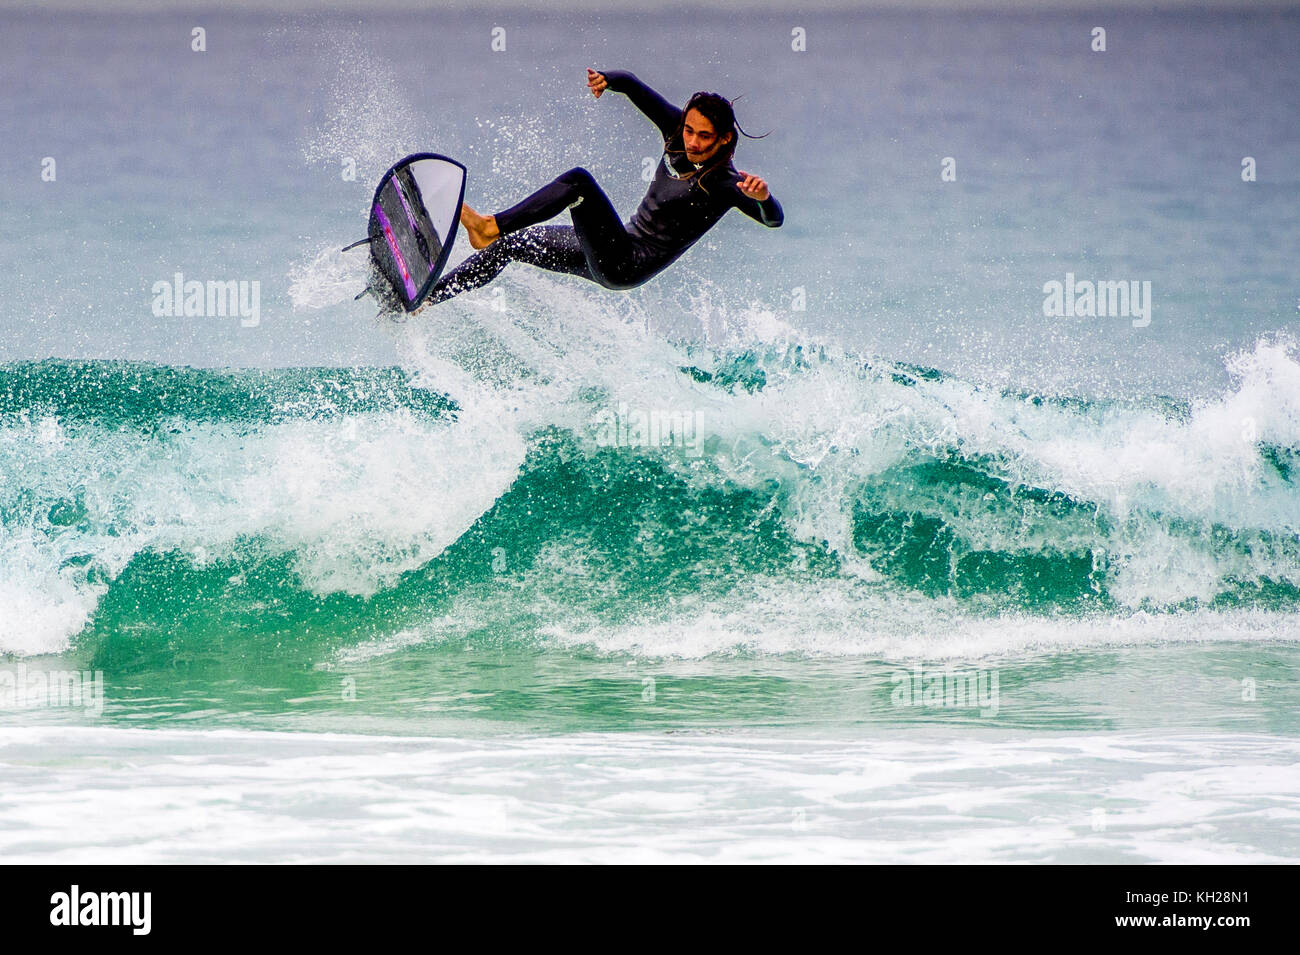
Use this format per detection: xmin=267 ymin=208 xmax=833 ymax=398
xmin=683 ymin=109 xmax=731 ymax=163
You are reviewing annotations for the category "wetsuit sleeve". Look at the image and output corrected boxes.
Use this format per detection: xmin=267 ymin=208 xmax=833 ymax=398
xmin=729 ymin=178 xmax=785 ymax=228
xmin=599 ymin=69 xmax=682 ymax=141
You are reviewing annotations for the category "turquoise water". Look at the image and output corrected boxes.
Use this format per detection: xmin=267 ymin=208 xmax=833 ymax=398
xmin=4 ymin=353 xmax=1298 ymax=672
xmin=2 ymin=5 xmax=1299 ymax=862
xmin=3 ymin=323 xmax=1299 ymax=865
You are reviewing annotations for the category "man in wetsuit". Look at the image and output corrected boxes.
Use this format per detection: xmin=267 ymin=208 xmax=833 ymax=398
xmin=421 ymin=68 xmax=783 ymax=307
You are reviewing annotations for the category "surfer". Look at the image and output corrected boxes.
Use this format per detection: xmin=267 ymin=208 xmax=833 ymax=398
xmin=421 ymin=68 xmax=783 ymax=307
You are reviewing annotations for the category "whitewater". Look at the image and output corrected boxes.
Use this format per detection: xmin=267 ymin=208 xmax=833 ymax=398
xmin=3 ymin=296 xmax=1298 ymax=660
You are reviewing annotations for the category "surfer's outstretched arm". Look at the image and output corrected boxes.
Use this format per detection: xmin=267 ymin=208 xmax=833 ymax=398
xmin=731 ymin=175 xmax=784 ymax=228
xmin=588 ymin=68 xmax=682 ymax=141
xmin=728 ymin=169 xmax=784 ymax=228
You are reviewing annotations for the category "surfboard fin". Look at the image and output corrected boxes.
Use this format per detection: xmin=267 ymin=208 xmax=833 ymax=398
xmin=341 ymin=237 xmax=372 ymax=252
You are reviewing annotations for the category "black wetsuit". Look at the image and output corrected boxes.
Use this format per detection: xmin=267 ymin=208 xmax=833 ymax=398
xmin=425 ymin=69 xmax=784 ymax=305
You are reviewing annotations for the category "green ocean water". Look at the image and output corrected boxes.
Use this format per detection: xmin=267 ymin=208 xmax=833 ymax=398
xmin=2 ymin=355 xmax=1297 ymax=740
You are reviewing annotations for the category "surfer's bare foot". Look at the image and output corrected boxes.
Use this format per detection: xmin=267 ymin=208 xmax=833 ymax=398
xmin=461 ymin=205 xmax=501 ymax=249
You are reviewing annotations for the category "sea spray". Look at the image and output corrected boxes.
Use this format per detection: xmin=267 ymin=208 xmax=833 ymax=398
xmin=1 ymin=337 xmax=1296 ymax=660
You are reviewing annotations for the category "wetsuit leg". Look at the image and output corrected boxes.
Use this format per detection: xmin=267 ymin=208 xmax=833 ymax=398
xmin=495 ymin=167 xmax=650 ymax=290
xmin=424 ymin=224 xmax=593 ymax=305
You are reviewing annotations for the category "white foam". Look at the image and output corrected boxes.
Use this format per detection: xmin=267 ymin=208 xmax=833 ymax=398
xmin=0 ymin=406 xmax=524 ymax=654
xmin=2 ymin=726 xmax=1296 ymax=863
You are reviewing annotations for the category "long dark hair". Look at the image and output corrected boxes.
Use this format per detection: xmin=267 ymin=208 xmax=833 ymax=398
xmin=663 ymin=91 xmax=770 ymax=196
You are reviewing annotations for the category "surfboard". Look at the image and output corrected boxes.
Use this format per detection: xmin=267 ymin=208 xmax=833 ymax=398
xmin=344 ymin=153 xmax=467 ymax=312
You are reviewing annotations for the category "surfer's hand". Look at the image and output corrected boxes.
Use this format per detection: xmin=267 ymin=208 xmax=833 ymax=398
xmin=736 ymin=171 xmax=770 ymax=201
xmin=587 ymin=68 xmax=608 ymax=98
